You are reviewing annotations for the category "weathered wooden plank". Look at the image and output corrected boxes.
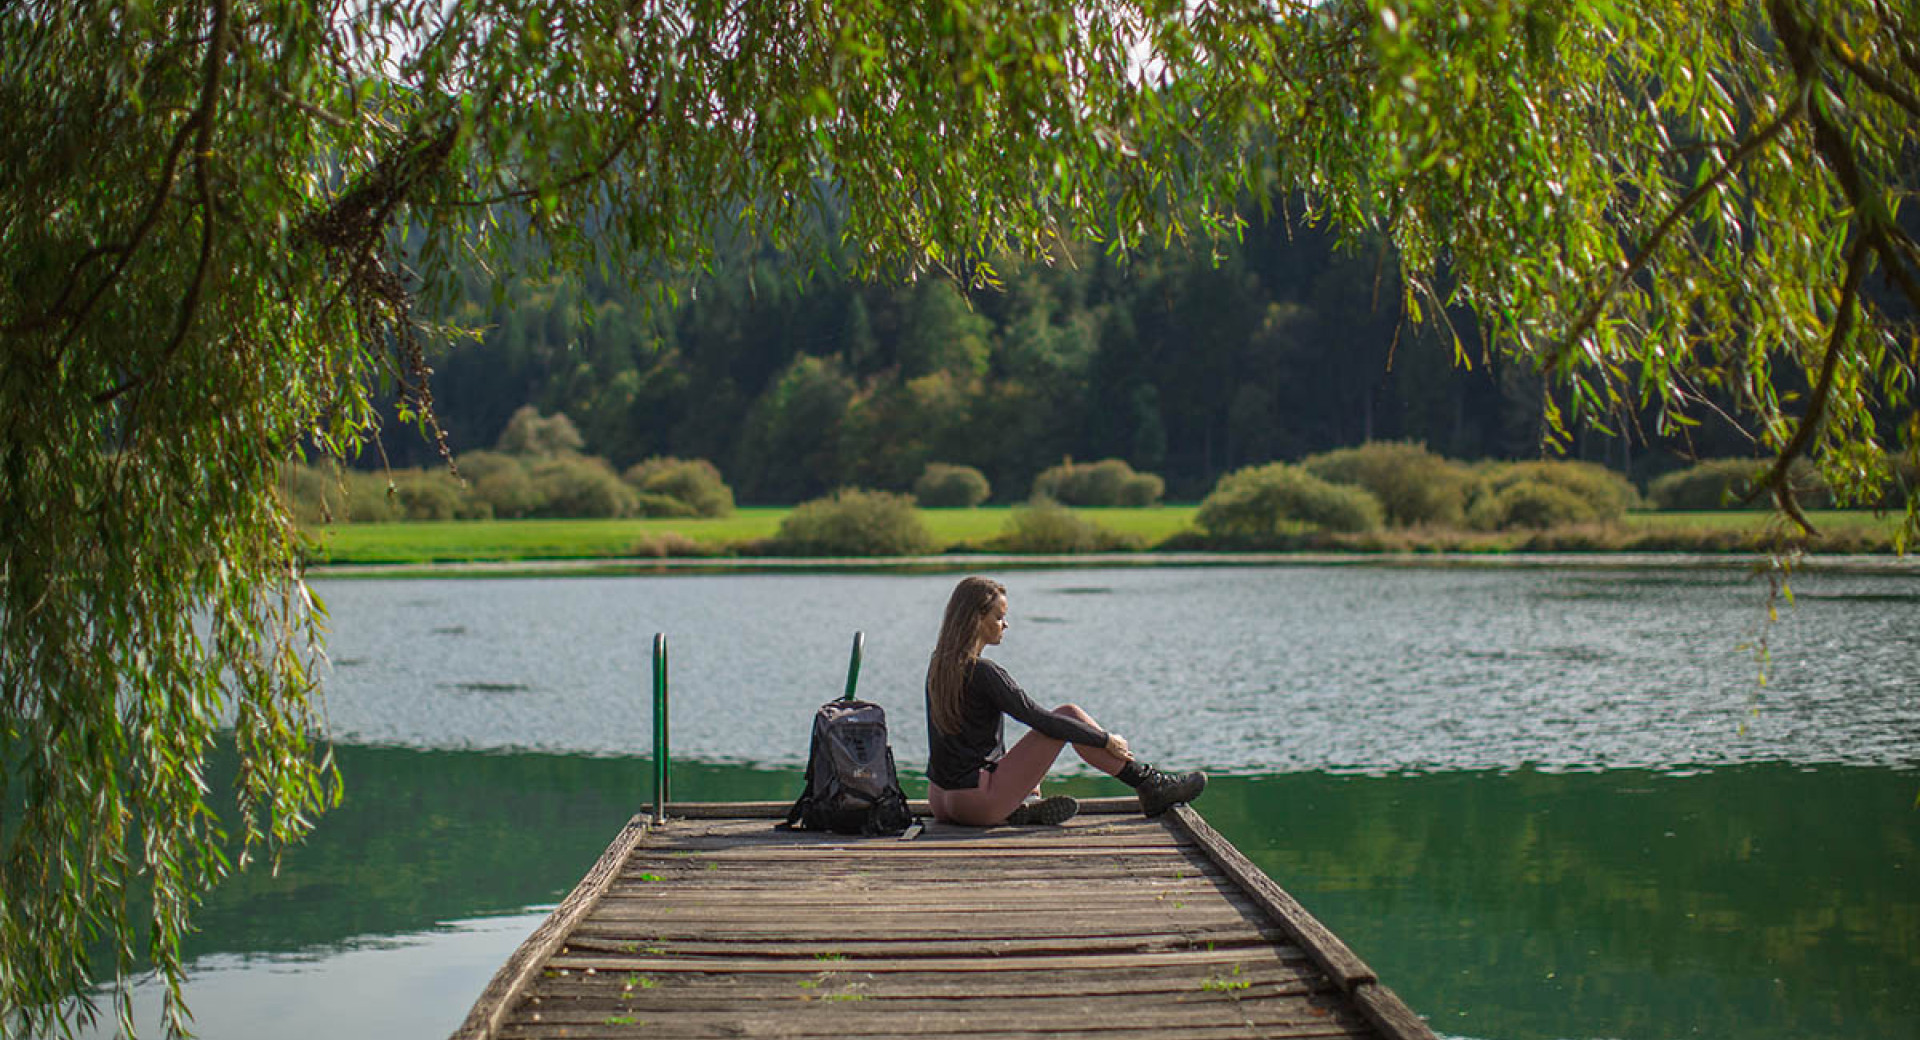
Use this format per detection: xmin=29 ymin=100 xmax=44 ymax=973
xmin=1352 ymin=981 xmax=1436 ymax=1040
xmin=507 ymin=1001 xmax=1368 ymax=1030
xmin=452 ymin=814 xmax=653 ymax=1040
xmin=528 ymin=964 xmax=1330 ymax=1001
xmin=644 ymin=844 xmax=1201 ymax=860
xmin=1166 ymin=806 xmax=1377 ymax=989
xmin=568 ymin=918 xmax=1280 ymax=943
xmin=501 ymin=1027 xmax=1368 ymax=1040
xmin=500 ymin=1020 xmax=1369 ymax=1040
xmin=546 ymin=944 xmax=1305 ymax=975
xmin=463 ymin=806 xmax=1425 ymax=1040
xmin=557 ymin=932 xmax=1282 ymax=959
xmin=662 ymin=798 xmax=1145 ymax=819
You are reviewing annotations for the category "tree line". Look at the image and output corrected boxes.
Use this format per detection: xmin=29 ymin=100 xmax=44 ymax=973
xmin=380 ymin=212 xmax=1726 ymax=505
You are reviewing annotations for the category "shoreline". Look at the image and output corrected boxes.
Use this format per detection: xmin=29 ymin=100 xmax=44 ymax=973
xmin=306 ymin=549 xmax=1920 ymax=579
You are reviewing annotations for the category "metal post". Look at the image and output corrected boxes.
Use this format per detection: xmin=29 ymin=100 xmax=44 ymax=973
xmin=652 ymin=632 xmax=669 ymax=824
xmin=842 ymin=631 xmax=864 ymax=701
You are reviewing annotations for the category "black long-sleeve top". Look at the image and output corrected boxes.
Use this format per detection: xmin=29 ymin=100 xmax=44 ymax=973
xmin=926 ymin=657 xmax=1108 ymax=789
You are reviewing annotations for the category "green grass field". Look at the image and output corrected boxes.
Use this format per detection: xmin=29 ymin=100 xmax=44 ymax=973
xmin=301 ymin=506 xmax=1908 ymax=565
xmin=302 ymin=505 xmax=1205 ymax=564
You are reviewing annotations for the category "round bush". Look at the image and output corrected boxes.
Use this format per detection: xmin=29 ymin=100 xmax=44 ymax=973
xmin=1647 ymin=457 xmax=1838 ymax=510
xmin=343 ymin=470 xmax=402 ymax=522
xmin=1196 ymin=463 xmax=1385 ymax=536
xmin=1031 ymin=458 xmax=1164 ymax=507
xmin=392 ymin=470 xmax=466 ymax=521
xmin=990 ymin=502 xmax=1139 ymax=553
xmin=1303 ymin=441 xmax=1474 ymax=527
xmin=623 ymin=456 xmax=735 ymax=517
xmin=531 ymin=456 xmax=638 ymax=518
xmin=1116 ymin=472 xmax=1166 ymax=508
xmin=772 ymin=489 xmax=935 ymax=556
xmin=913 ymin=462 xmax=993 ymax=508
xmin=1467 ymin=479 xmax=1597 ymax=530
xmin=472 ymin=463 xmax=542 ymax=519
xmin=1478 ymin=459 xmax=1640 ymax=520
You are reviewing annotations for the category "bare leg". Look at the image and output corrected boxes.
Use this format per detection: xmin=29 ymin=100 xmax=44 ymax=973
xmin=930 ymin=704 xmax=1126 ymax=826
xmin=1052 ymin=703 xmax=1131 ymax=776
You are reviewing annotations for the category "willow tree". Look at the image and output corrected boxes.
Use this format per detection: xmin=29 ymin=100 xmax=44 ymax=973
xmin=2 ymin=0 xmax=1915 ymax=1036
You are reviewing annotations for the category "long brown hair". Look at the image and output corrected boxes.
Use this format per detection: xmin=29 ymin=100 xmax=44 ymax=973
xmin=926 ymin=576 xmax=1005 ymax=735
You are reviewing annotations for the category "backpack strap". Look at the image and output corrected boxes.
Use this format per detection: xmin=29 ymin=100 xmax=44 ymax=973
xmin=777 ymin=735 xmax=821 ymax=831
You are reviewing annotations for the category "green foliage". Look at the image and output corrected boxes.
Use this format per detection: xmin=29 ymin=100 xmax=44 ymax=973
xmin=1303 ymin=441 xmax=1477 ymax=527
xmin=770 ymin=490 xmax=935 ymax=557
xmin=531 ymin=457 xmax=639 ymax=519
xmin=1647 ymin=458 xmax=1838 ymax=511
xmin=990 ymin=502 xmax=1142 ymax=553
xmin=914 ymin=463 xmax=993 ymax=508
xmin=1031 ymin=458 xmax=1165 ymax=507
xmin=1468 ymin=480 xmax=1600 ymax=531
xmin=496 ymin=405 xmax=586 ymax=457
xmin=1478 ymin=460 xmax=1641 ymax=521
xmin=622 ymin=457 xmax=736 ymax=518
xmin=467 ymin=458 xmax=545 ymax=520
xmin=1196 ymin=464 xmax=1386 ymax=537
xmin=7 ymin=0 xmax=1919 ymax=1031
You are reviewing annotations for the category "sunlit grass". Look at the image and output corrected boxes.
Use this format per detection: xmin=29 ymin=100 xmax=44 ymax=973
xmin=301 ymin=505 xmax=1905 ymax=565
xmin=303 ymin=505 xmax=1203 ymax=564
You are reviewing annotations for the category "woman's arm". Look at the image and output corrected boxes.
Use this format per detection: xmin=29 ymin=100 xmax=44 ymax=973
xmin=973 ymin=659 xmax=1109 ymax=746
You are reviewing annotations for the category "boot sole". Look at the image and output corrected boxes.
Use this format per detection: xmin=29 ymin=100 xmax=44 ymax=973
xmin=1005 ymin=796 xmax=1079 ymax=826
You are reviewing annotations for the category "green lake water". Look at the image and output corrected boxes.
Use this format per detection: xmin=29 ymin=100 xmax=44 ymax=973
xmin=72 ymin=566 xmax=1920 ymax=1039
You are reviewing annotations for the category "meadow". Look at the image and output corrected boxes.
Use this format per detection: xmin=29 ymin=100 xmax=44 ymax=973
xmin=300 ymin=506 xmax=1907 ymax=565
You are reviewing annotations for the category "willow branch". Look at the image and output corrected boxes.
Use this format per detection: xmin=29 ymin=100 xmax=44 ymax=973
xmin=1549 ymin=88 xmax=1805 ymax=371
xmin=1754 ymin=235 xmax=1872 ymax=534
xmin=93 ymin=0 xmax=230 ymax=407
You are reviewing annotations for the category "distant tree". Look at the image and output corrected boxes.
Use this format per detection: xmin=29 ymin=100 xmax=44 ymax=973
xmin=497 ymin=405 xmax=587 ymax=457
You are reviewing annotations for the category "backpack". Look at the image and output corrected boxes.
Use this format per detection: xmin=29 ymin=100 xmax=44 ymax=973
xmin=782 ymin=699 xmax=916 ymax=836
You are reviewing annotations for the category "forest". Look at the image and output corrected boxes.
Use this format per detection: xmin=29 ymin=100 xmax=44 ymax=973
xmin=386 ymin=210 xmax=1712 ymax=506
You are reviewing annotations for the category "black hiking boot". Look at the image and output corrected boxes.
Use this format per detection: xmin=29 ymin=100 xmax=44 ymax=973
xmin=1004 ymin=795 xmax=1079 ymax=826
xmin=1131 ymin=767 xmax=1207 ymax=818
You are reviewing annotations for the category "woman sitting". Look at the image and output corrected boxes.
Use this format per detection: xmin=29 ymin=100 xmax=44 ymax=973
xmin=924 ymin=576 xmax=1206 ymax=827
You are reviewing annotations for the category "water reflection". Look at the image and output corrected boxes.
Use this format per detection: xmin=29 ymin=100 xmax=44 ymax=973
xmin=77 ymin=566 xmax=1920 ymax=1039
xmin=92 ymin=747 xmax=1920 ymax=1040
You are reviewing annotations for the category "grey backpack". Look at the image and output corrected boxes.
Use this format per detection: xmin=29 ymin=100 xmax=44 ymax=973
xmin=782 ymin=699 xmax=914 ymax=836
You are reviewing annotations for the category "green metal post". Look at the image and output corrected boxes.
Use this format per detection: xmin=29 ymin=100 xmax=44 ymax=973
xmin=842 ymin=631 xmax=864 ymax=701
xmin=652 ymin=633 xmax=669 ymax=824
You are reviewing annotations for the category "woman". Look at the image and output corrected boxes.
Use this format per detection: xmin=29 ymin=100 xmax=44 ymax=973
xmin=924 ymin=576 xmax=1206 ymax=827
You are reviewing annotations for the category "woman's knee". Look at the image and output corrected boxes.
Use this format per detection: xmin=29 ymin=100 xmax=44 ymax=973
xmin=1052 ymin=703 xmax=1095 ymax=723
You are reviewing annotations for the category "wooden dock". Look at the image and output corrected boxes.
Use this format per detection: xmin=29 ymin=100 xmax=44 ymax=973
xmin=454 ymin=799 xmax=1434 ymax=1040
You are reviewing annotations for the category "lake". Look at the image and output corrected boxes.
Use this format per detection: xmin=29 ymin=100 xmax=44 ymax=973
xmin=80 ymin=565 xmax=1920 ymax=1039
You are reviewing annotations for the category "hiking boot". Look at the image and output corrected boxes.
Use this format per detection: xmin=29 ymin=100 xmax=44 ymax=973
xmin=1134 ymin=768 xmax=1206 ymax=817
xmin=1004 ymin=795 xmax=1079 ymax=826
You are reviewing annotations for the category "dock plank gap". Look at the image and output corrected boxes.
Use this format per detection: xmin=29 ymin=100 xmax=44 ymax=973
xmin=454 ymin=799 xmax=1435 ymax=1040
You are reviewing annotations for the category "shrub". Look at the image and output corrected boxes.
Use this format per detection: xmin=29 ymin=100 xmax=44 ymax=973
xmin=1476 ymin=459 xmax=1640 ymax=520
xmin=1196 ymin=463 xmax=1385 ymax=537
xmin=1647 ymin=457 xmax=1838 ymax=510
xmin=990 ymin=502 xmax=1140 ymax=553
xmin=392 ymin=470 xmax=469 ymax=521
xmin=1031 ymin=458 xmax=1164 ymax=507
xmin=622 ymin=456 xmax=735 ymax=517
xmin=1302 ymin=441 xmax=1475 ymax=527
xmin=1467 ymin=479 xmax=1597 ymax=530
xmin=913 ymin=462 xmax=992 ymax=508
xmin=531 ymin=456 xmax=638 ymax=518
xmin=342 ymin=470 xmax=402 ymax=522
xmin=471 ymin=463 xmax=543 ymax=519
xmin=771 ymin=488 xmax=935 ymax=556
xmin=1115 ymin=472 xmax=1166 ymax=507
xmin=279 ymin=462 xmax=343 ymax=525
xmin=634 ymin=491 xmax=699 ymax=518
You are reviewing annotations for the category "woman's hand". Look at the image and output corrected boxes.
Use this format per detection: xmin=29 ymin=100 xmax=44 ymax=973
xmin=1105 ymin=732 xmax=1133 ymax=761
